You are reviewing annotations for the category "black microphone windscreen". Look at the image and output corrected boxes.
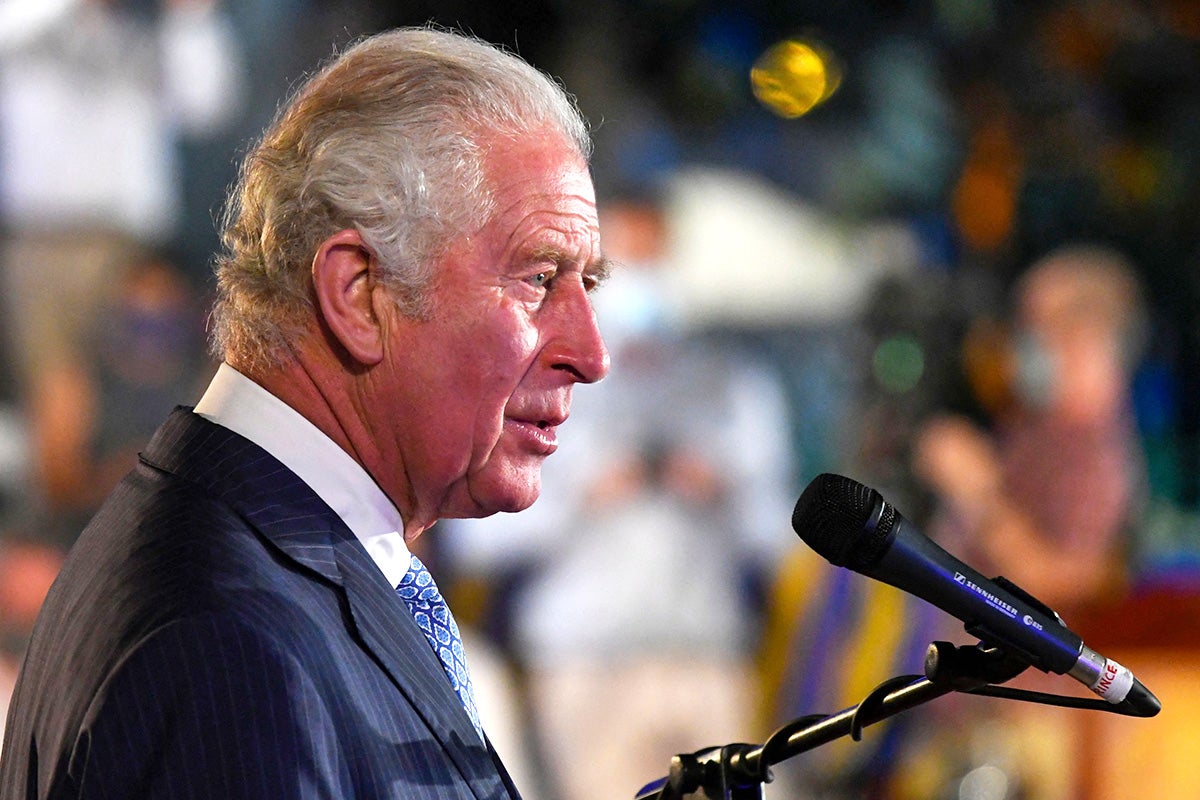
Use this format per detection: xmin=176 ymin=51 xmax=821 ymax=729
xmin=791 ymin=473 xmax=896 ymax=570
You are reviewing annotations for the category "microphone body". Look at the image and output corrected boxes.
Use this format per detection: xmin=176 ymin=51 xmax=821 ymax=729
xmin=792 ymin=474 xmax=1160 ymax=716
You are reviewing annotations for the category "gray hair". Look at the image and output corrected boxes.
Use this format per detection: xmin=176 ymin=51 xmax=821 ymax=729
xmin=210 ymin=27 xmax=592 ymax=370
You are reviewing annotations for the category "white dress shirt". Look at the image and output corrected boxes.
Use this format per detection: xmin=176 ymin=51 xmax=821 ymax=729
xmin=193 ymin=363 xmax=411 ymax=589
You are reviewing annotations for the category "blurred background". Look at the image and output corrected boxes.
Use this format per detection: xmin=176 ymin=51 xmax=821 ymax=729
xmin=1 ymin=0 xmax=1198 ymax=798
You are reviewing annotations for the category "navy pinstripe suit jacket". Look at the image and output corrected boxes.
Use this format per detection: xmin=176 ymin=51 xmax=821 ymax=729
xmin=0 ymin=408 xmax=522 ymax=800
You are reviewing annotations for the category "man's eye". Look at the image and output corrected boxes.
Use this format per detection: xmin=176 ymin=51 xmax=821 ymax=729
xmin=528 ymin=271 xmax=553 ymax=288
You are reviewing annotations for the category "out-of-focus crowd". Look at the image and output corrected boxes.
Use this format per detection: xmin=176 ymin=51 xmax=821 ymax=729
xmin=1 ymin=1 xmax=1198 ymax=799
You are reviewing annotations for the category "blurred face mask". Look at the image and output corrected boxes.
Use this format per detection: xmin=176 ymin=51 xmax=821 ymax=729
xmin=592 ymin=265 xmax=679 ymax=350
xmin=1012 ymin=330 xmax=1058 ymax=408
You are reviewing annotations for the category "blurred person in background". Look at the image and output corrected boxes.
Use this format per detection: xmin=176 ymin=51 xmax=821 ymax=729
xmin=0 ymin=0 xmax=241 ymax=440
xmin=910 ymin=243 xmax=1148 ymax=799
xmin=25 ymin=248 xmax=211 ymax=550
xmin=0 ymin=0 xmax=238 ymax=747
xmin=915 ymin=244 xmax=1147 ymax=618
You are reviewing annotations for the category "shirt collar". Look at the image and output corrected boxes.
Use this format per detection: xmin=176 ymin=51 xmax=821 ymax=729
xmin=193 ymin=362 xmax=411 ymax=588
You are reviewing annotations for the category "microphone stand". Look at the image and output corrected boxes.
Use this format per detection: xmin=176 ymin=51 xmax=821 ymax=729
xmin=634 ymin=639 xmax=1156 ymax=800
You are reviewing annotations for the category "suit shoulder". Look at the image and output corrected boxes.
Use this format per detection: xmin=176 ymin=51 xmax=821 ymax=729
xmin=20 ymin=458 xmax=336 ymax=735
xmin=73 ymin=611 xmax=354 ymax=798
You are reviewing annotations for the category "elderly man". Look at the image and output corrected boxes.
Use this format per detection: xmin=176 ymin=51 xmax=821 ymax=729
xmin=0 ymin=27 xmax=608 ymax=800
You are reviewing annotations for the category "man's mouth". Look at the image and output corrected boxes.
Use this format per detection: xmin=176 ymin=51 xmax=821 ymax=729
xmin=505 ymin=417 xmax=560 ymax=454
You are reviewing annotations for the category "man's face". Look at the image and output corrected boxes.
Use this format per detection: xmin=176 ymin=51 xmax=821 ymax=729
xmin=371 ymin=131 xmax=610 ymax=525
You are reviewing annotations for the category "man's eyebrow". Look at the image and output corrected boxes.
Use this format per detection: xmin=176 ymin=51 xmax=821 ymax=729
xmin=586 ymin=255 xmax=614 ymax=285
xmin=526 ymin=245 xmax=581 ymax=268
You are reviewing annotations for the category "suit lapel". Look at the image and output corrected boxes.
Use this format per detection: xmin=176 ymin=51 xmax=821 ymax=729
xmin=337 ymin=547 xmax=514 ymax=799
xmin=140 ymin=408 xmax=517 ymax=799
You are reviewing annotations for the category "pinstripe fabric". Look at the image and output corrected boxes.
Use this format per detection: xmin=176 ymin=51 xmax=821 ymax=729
xmin=0 ymin=408 xmax=522 ymax=800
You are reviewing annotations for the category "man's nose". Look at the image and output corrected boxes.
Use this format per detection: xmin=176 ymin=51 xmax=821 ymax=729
xmin=543 ymin=283 xmax=610 ymax=384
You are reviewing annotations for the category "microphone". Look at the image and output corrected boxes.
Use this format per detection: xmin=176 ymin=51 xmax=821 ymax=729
xmin=791 ymin=473 xmax=1161 ymax=717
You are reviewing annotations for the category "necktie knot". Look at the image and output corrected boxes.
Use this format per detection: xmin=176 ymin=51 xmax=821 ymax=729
xmin=396 ymin=553 xmax=484 ymax=740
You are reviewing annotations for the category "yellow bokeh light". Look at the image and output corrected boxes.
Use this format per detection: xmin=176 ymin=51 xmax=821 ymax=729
xmin=751 ymin=38 xmax=841 ymax=118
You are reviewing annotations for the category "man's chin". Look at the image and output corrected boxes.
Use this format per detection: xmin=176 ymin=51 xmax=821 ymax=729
xmin=491 ymin=479 xmax=543 ymax=514
xmin=454 ymin=471 xmax=542 ymax=518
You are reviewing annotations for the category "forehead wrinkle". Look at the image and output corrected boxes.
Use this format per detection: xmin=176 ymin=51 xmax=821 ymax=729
xmin=508 ymin=207 xmax=598 ymax=255
xmin=509 ymin=203 xmax=597 ymax=236
xmin=491 ymin=183 xmax=596 ymax=219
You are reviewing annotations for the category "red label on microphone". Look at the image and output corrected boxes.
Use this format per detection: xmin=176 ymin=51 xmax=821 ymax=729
xmin=1090 ymin=659 xmax=1133 ymax=704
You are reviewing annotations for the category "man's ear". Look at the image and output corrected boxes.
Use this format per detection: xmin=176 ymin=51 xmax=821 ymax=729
xmin=312 ymin=229 xmax=385 ymax=366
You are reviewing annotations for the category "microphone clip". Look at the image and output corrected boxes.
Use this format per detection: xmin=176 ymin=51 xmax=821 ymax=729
xmin=924 ymin=640 xmax=1031 ymax=690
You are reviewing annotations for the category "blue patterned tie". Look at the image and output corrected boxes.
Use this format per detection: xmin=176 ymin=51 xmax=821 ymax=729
xmin=395 ymin=553 xmax=484 ymax=740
